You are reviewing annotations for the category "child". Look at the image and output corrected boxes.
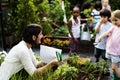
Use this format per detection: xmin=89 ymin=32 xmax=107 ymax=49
xmin=94 ymin=9 xmax=112 ymax=62
xmin=101 ymin=0 xmax=111 ymax=11
xmin=68 ymin=6 xmax=81 ymax=55
xmin=91 ymin=1 xmax=102 ymax=28
xmin=98 ymin=10 xmax=120 ymax=79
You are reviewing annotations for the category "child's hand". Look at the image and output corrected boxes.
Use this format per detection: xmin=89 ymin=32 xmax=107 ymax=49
xmin=112 ymin=63 xmax=118 ymax=71
xmin=73 ymin=38 xmax=78 ymax=44
xmin=97 ymin=36 xmax=102 ymax=42
xmin=100 ymin=17 xmax=108 ymax=24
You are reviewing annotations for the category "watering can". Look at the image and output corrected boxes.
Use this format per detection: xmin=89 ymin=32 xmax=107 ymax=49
xmin=80 ymin=23 xmax=91 ymax=41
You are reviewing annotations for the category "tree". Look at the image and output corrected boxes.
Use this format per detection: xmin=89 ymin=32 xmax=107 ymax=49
xmin=5 ymin=0 xmax=39 ymax=44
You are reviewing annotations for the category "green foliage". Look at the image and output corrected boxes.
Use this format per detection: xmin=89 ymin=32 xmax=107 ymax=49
xmin=96 ymin=59 xmax=109 ymax=74
xmin=78 ymin=61 xmax=99 ymax=80
xmin=49 ymin=0 xmax=64 ymax=25
xmin=34 ymin=53 xmax=41 ymax=61
xmin=49 ymin=25 xmax=69 ymax=36
xmin=36 ymin=0 xmax=50 ymax=20
xmin=54 ymin=64 xmax=78 ymax=80
xmin=10 ymin=67 xmax=55 ymax=80
xmin=40 ymin=20 xmax=53 ymax=35
xmin=5 ymin=0 xmax=39 ymax=42
xmin=64 ymin=0 xmax=71 ymax=20
xmin=63 ymin=55 xmax=110 ymax=80
xmin=64 ymin=54 xmax=79 ymax=68
xmin=81 ymin=8 xmax=92 ymax=18
xmin=4 ymin=0 xmax=71 ymax=45
xmin=109 ymin=0 xmax=120 ymax=10
xmin=35 ymin=0 xmax=70 ymax=36
xmin=0 ymin=53 xmax=110 ymax=80
xmin=77 ymin=60 xmax=109 ymax=80
xmin=0 ymin=53 xmax=6 ymax=65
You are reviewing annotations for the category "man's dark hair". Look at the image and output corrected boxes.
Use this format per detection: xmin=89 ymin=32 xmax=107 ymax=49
xmin=22 ymin=24 xmax=42 ymax=45
xmin=100 ymin=9 xmax=111 ymax=18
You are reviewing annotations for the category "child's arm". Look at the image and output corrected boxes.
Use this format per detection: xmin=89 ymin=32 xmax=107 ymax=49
xmin=95 ymin=21 xmax=102 ymax=33
xmin=68 ymin=20 xmax=75 ymax=38
xmin=68 ymin=19 xmax=77 ymax=43
xmin=97 ymin=29 xmax=110 ymax=42
xmin=68 ymin=20 xmax=73 ymax=38
xmin=95 ymin=17 xmax=108 ymax=33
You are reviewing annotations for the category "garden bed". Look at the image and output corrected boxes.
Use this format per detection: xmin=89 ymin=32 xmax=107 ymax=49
xmin=0 ymin=51 xmax=110 ymax=80
xmin=41 ymin=36 xmax=70 ymax=53
xmin=54 ymin=55 xmax=110 ymax=80
xmin=42 ymin=36 xmax=95 ymax=53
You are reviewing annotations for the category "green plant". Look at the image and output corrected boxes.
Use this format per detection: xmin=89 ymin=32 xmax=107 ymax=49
xmin=64 ymin=0 xmax=71 ymax=21
xmin=81 ymin=8 xmax=92 ymax=18
xmin=40 ymin=20 xmax=53 ymax=36
xmin=34 ymin=53 xmax=41 ymax=61
xmin=0 ymin=53 xmax=6 ymax=65
xmin=5 ymin=0 xmax=39 ymax=43
xmin=49 ymin=25 xmax=69 ymax=36
xmin=96 ymin=59 xmax=109 ymax=74
xmin=49 ymin=0 xmax=64 ymax=26
xmin=54 ymin=64 xmax=78 ymax=80
xmin=78 ymin=61 xmax=99 ymax=80
xmin=64 ymin=54 xmax=79 ymax=68
xmin=109 ymin=0 xmax=120 ymax=10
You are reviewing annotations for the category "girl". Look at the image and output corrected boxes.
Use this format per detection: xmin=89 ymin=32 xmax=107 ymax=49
xmin=101 ymin=0 xmax=111 ymax=11
xmin=68 ymin=6 xmax=81 ymax=55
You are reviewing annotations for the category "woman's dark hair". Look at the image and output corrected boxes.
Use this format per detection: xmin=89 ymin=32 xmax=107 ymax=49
xmin=22 ymin=24 xmax=42 ymax=44
xmin=100 ymin=9 xmax=111 ymax=18
xmin=94 ymin=1 xmax=102 ymax=10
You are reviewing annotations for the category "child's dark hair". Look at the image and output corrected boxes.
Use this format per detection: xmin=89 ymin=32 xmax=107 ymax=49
xmin=94 ymin=1 xmax=102 ymax=10
xmin=100 ymin=9 xmax=111 ymax=18
xmin=22 ymin=24 xmax=42 ymax=44
xmin=72 ymin=6 xmax=80 ymax=11
xmin=70 ymin=5 xmax=80 ymax=11
xmin=81 ymin=1 xmax=92 ymax=11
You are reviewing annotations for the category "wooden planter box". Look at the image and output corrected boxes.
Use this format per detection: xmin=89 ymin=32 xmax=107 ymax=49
xmin=42 ymin=36 xmax=95 ymax=53
xmin=42 ymin=36 xmax=70 ymax=53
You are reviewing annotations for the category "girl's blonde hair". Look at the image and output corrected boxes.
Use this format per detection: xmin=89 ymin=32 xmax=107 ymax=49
xmin=101 ymin=0 xmax=109 ymax=3
xmin=111 ymin=10 xmax=120 ymax=20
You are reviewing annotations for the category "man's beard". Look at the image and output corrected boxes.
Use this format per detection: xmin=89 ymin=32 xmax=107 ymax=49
xmin=32 ymin=40 xmax=41 ymax=47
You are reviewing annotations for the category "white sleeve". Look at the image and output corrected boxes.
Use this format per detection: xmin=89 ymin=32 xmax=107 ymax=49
xmin=19 ymin=50 xmax=36 ymax=76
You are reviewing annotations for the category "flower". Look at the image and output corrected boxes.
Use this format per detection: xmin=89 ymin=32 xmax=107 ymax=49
xmin=45 ymin=14 xmax=49 ymax=17
xmin=41 ymin=38 xmax=70 ymax=47
xmin=41 ymin=38 xmax=52 ymax=46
